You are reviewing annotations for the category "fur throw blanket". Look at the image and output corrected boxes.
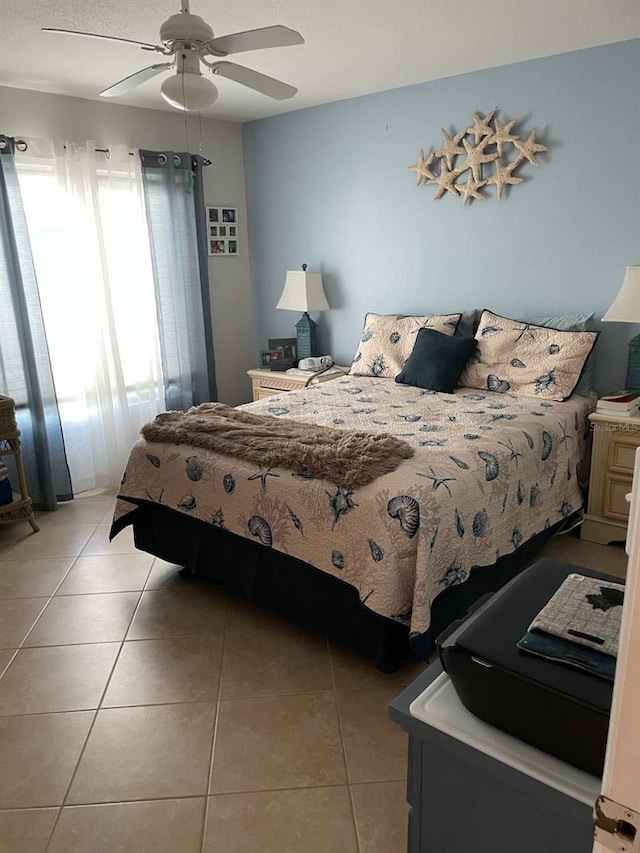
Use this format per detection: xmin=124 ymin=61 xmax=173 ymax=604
xmin=140 ymin=402 xmax=414 ymax=489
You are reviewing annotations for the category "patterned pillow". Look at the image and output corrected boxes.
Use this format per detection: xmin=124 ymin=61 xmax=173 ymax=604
xmin=349 ymin=312 xmax=461 ymax=378
xmin=458 ymin=309 xmax=599 ymax=401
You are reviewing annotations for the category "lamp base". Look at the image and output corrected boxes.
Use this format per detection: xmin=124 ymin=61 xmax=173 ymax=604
xmin=625 ymin=334 xmax=640 ymax=393
xmin=295 ymin=312 xmax=319 ymax=359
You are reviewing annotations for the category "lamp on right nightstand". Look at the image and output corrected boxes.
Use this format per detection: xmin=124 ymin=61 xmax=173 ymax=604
xmin=602 ymin=265 xmax=640 ymax=391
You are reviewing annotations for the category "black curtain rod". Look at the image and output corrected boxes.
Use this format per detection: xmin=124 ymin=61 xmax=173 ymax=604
xmin=1 ymin=138 xmax=210 ymax=166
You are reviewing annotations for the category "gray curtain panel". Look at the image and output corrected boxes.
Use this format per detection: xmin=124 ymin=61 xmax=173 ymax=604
xmin=0 ymin=136 xmax=72 ymax=509
xmin=140 ymin=151 xmax=217 ymax=411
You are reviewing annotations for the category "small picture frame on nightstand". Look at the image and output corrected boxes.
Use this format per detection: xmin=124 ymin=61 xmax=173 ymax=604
xmin=261 ymin=350 xmax=283 ymax=367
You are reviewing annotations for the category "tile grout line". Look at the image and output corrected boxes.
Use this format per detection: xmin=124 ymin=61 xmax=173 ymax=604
xmin=0 ymin=648 xmax=18 ymax=679
xmin=199 ymin=588 xmax=231 ymax=853
xmin=37 ymin=506 xmax=107 ymax=852
xmin=5 ymin=778 xmax=405 ymax=808
xmin=326 ymin=637 xmax=362 ymax=853
xmin=0 ymin=517 xmax=103 ymax=685
xmin=0 ymin=518 xmax=99 ymax=563
xmin=0 ymin=782 xmax=372 ymax=813
xmin=44 ymin=584 xmax=147 ymax=852
xmin=2 ymin=517 xmax=103 ymax=655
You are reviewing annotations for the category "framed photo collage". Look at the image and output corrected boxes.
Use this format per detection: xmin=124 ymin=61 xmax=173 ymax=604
xmin=206 ymin=206 xmax=239 ymax=256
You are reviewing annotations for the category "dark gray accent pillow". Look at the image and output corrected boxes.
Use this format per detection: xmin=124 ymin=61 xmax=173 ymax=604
xmin=395 ymin=327 xmax=477 ymax=393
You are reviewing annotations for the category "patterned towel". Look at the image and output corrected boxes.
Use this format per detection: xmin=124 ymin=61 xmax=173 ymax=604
xmin=528 ymin=573 xmax=624 ymax=658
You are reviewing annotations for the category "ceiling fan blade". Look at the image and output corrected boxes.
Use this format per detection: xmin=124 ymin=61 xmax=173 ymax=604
xmin=209 ymin=26 xmax=304 ymax=56
xmin=42 ymin=28 xmax=159 ymax=51
xmin=212 ymin=62 xmax=298 ymax=100
xmin=99 ymin=63 xmax=173 ymax=98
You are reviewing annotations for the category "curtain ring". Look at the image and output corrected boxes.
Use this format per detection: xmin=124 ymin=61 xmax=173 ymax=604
xmin=15 ymin=139 xmax=28 ymax=152
xmin=157 ymin=153 xmax=168 ymax=165
xmin=0 ymin=138 xmax=6 ymax=150
xmin=173 ymin=154 xmax=181 ymax=166
xmin=104 ymin=147 xmax=110 ymax=159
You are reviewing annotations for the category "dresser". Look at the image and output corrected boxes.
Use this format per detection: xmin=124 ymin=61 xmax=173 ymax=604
xmin=247 ymin=367 xmax=346 ymax=402
xmin=580 ymin=410 xmax=640 ymax=545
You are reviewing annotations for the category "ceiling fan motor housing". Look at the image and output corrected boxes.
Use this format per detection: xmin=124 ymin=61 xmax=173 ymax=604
xmin=159 ymin=12 xmax=214 ymax=47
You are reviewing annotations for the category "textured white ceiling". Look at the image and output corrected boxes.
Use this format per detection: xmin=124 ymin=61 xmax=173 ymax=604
xmin=0 ymin=0 xmax=638 ymax=123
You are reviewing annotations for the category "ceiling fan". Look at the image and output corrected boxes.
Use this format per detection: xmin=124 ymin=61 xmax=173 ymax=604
xmin=42 ymin=0 xmax=304 ymax=111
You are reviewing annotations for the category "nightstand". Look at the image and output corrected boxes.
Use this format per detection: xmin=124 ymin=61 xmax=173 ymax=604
xmin=580 ymin=410 xmax=640 ymax=545
xmin=247 ymin=367 xmax=346 ymax=402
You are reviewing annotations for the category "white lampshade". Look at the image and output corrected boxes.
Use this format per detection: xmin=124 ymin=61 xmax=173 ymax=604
xmin=276 ymin=268 xmax=329 ymax=313
xmin=602 ymin=266 xmax=640 ymax=323
xmin=160 ymin=72 xmax=218 ymax=112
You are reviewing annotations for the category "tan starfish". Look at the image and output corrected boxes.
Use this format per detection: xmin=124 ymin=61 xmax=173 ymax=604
xmin=485 ymin=158 xmax=523 ymax=199
xmin=408 ymin=149 xmax=436 ymax=185
xmin=434 ymin=128 xmax=466 ymax=170
xmin=458 ymin=138 xmax=499 ymax=182
xmin=490 ymin=117 xmax=518 ymax=156
xmin=428 ymin=159 xmax=462 ymax=199
xmin=513 ymin=129 xmax=548 ymax=166
xmin=457 ymin=174 xmax=487 ymax=205
xmin=467 ymin=111 xmax=495 ymax=144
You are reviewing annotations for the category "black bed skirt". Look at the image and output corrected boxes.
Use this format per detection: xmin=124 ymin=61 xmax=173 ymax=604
xmin=112 ymin=501 xmax=565 ymax=672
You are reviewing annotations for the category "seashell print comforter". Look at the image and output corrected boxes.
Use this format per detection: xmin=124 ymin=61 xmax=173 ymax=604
xmin=113 ymin=376 xmax=594 ymax=641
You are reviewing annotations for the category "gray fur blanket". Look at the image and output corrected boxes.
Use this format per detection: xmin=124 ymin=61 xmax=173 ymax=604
xmin=140 ymin=402 xmax=414 ymax=489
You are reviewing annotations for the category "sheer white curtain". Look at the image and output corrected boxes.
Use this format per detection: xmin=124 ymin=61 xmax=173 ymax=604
xmin=15 ymin=139 xmax=164 ymax=492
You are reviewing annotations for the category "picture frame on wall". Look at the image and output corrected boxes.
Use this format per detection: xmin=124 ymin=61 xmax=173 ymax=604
xmin=206 ymin=206 xmax=239 ymax=255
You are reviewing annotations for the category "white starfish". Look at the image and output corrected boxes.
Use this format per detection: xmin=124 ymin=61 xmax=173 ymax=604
xmin=513 ymin=129 xmax=548 ymax=166
xmin=408 ymin=149 xmax=436 ymax=185
xmin=435 ymin=128 xmax=466 ymax=170
xmin=458 ymin=138 xmax=499 ymax=183
xmin=485 ymin=158 xmax=523 ymax=199
xmin=457 ymin=174 xmax=487 ymax=205
xmin=490 ymin=117 xmax=519 ymax=156
xmin=428 ymin=159 xmax=462 ymax=199
xmin=467 ymin=111 xmax=496 ymax=144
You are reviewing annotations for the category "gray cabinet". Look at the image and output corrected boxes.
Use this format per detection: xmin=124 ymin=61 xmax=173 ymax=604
xmin=389 ymin=661 xmax=599 ymax=853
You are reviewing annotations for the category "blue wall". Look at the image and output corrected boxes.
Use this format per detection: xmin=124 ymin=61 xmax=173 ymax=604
xmin=243 ymin=39 xmax=640 ymax=393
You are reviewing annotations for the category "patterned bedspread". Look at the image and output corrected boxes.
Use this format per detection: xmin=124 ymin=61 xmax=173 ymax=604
xmin=112 ymin=376 xmax=594 ymax=639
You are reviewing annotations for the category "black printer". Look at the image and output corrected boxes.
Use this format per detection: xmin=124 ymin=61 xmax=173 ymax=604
xmin=437 ymin=557 xmax=621 ymax=777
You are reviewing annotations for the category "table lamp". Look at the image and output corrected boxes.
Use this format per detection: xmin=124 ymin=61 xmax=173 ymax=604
xmin=276 ymin=264 xmax=329 ymax=359
xmin=602 ymin=265 xmax=640 ymax=391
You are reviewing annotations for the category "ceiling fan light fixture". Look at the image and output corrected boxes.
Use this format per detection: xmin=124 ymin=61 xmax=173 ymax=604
xmin=160 ymin=71 xmax=218 ymax=111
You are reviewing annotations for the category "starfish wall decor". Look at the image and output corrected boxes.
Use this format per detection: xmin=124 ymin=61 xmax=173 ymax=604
xmin=408 ymin=110 xmax=548 ymax=205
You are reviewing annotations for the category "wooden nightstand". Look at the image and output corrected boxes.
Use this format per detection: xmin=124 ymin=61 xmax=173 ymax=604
xmin=247 ymin=367 xmax=346 ymax=402
xmin=580 ymin=410 xmax=640 ymax=545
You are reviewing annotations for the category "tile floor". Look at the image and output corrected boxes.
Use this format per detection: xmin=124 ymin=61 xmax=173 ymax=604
xmin=0 ymin=490 xmax=628 ymax=852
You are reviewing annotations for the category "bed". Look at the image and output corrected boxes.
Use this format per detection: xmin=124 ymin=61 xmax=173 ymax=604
xmin=110 ymin=372 xmax=595 ymax=669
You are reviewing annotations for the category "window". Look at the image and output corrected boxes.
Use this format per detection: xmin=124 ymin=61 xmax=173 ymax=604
xmin=15 ymin=147 xmax=165 ymax=491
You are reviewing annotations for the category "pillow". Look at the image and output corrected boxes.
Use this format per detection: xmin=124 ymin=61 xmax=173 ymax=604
xmin=458 ymin=309 xmax=599 ymax=401
xmin=523 ymin=313 xmax=597 ymax=396
xmin=350 ymin=312 xmax=461 ymax=378
xmin=396 ymin=328 xmax=477 ymax=393
xmin=455 ymin=308 xmax=482 ymax=339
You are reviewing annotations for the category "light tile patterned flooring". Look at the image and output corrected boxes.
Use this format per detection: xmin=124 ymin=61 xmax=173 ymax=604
xmin=0 ymin=490 xmax=628 ymax=852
